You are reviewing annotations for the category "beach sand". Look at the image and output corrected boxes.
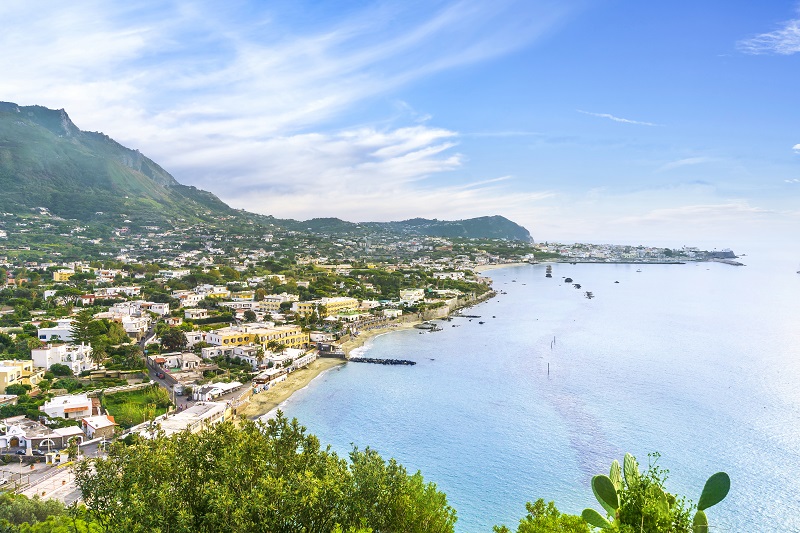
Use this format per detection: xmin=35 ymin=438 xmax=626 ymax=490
xmin=473 ymin=262 xmax=531 ymax=273
xmin=240 ymin=356 xmax=345 ymax=419
xmin=241 ymin=319 xmax=425 ymax=419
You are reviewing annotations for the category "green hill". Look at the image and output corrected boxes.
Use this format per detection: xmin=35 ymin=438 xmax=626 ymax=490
xmin=0 ymin=102 xmax=532 ymax=241
xmin=0 ymin=102 xmax=231 ymax=225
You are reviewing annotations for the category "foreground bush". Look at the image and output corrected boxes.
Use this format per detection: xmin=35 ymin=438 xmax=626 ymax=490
xmin=75 ymin=412 xmax=456 ymax=533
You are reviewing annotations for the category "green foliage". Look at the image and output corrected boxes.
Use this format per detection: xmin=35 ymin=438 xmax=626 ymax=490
xmin=4 ymin=384 xmax=30 ymax=396
xmin=48 ymin=364 xmax=72 ymax=377
xmin=696 ymin=472 xmax=730 ymax=511
xmin=75 ymin=413 xmax=456 ymax=533
xmin=102 ymin=385 xmax=171 ymax=428
xmin=68 ymin=309 xmax=95 ymax=346
xmin=159 ymin=329 xmax=187 ymax=352
xmin=0 ymin=493 xmax=65 ymax=527
xmin=495 ymin=500 xmax=590 ymax=533
xmin=0 ymin=103 xmax=231 ymax=223
xmin=582 ymin=453 xmax=728 ymax=533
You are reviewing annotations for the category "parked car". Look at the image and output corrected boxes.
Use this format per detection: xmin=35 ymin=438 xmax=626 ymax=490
xmin=156 ymin=372 xmax=165 ymax=379
xmin=0 ymin=478 xmax=8 ymax=485
xmin=15 ymin=450 xmax=25 ymax=455
xmin=32 ymin=449 xmax=45 ymax=456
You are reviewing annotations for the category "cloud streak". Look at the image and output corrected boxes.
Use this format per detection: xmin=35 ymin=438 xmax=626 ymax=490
xmin=737 ymin=16 xmax=800 ymax=55
xmin=577 ymin=110 xmax=659 ymax=126
xmin=656 ymin=157 xmax=718 ymax=173
xmin=0 ymin=0 xmax=571 ymax=223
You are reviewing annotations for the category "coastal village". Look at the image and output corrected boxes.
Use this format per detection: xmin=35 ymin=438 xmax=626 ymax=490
xmin=0 ymin=209 xmax=736 ymax=502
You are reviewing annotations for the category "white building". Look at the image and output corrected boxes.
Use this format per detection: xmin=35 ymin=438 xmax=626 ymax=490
xmin=139 ymin=402 xmax=229 ymax=438
xmin=40 ymin=393 xmax=94 ymax=420
xmin=37 ymin=319 xmax=74 ymax=342
xmin=399 ymin=289 xmax=426 ymax=304
xmin=31 ymin=343 xmax=96 ymax=374
xmin=81 ymin=415 xmax=117 ymax=439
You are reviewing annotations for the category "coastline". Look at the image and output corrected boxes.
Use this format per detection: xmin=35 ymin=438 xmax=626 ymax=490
xmin=473 ymin=262 xmax=531 ymax=273
xmin=240 ymin=288 xmax=499 ymax=419
xmin=240 ymin=357 xmax=345 ymax=419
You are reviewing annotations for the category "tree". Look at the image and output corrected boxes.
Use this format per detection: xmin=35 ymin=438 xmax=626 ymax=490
xmin=49 ymin=364 xmax=73 ymax=377
xmin=75 ymin=414 xmax=456 ymax=533
xmin=69 ymin=309 xmax=95 ymax=345
xmin=5 ymin=383 xmax=31 ymax=396
xmin=242 ymin=310 xmax=257 ymax=322
xmin=160 ymin=329 xmax=188 ymax=352
xmin=494 ymin=500 xmax=589 ymax=533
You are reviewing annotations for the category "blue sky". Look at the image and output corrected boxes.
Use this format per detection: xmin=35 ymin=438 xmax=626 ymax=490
xmin=1 ymin=0 xmax=798 ymax=249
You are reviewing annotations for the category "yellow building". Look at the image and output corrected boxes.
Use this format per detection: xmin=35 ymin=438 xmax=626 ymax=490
xmin=207 ymin=324 xmax=309 ymax=349
xmin=319 ymin=297 xmax=359 ymax=316
xmin=0 ymin=360 xmax=44 ymax=394
xmin=292 ymin=297 xmax=359 ymax=317
xmin=53 ymin=269 xmax=75 ymax=281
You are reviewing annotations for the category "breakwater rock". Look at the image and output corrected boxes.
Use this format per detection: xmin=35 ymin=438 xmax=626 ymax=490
xmin=349 ymin=357 xmax=417 ymax=366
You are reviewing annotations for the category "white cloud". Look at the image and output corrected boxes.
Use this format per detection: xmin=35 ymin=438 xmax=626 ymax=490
xmin=793 ymin=143 xmax=800 ymax=153
xmin=785 ymin=178 xmax=800 ymax=184
xmin=0 ymin=0 xmax=573 ymax=223
xmin=577 ymin=110 xmax=659 ymax=126
xmin=656 ymin=157 xmax=717 ymax=172
xmin=737 ymin=16 xmax=800 ymax=55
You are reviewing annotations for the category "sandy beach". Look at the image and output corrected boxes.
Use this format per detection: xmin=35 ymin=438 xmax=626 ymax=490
xmin=240 ymin=319 xmax=424 ymax=419
xmin=240 ymin=356 xmax=345 ymax=418
xmin=473 ymin=262 xmax=532 ymax=273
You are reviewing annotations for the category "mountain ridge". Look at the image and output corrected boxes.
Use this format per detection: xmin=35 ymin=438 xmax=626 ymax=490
xmin=0 ymin=102 xmax=532 ymax=241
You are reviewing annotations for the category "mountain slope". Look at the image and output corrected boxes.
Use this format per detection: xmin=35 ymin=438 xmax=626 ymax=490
xmin=0 ymin=102 xmax=230 ymax=224
xmin=0 ymin=102 xmax=532 ymax=241
xmin=269 ymin=215 xmax=532 ymax=241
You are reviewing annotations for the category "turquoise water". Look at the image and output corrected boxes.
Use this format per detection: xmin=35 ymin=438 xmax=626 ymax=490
xmin=278 ymin=256 xmax=800 ymax=531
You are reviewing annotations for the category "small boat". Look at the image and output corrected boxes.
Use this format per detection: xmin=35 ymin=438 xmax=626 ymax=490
xmin=636 ymin=269 xmax=642 ymax=272
xmin=478 ymin=321 xmax=485 ymax=324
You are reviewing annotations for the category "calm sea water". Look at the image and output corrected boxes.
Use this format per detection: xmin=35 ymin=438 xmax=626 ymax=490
xmin=277 ymin=254 xmax=800 ymax=532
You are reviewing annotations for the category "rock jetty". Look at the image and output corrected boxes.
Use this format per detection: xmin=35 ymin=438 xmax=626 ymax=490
xmin=349 ymin=357 xmax=417 ymax=366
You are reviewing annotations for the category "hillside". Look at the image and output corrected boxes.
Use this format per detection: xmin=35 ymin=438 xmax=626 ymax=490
xmin=270 ymin=215 xmax=533 ymax=242
xmin=0 ymin=102 xmax=230 ymax=225
xmin=0 ymin=102 xmax=532 ymax=241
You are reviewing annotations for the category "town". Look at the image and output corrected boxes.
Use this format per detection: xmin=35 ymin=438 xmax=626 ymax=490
xmin=0 ymin=208 xmax=734 ymax=503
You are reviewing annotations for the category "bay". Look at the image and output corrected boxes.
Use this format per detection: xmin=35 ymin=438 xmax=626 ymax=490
xmin=279 ymin=255 xmax=800 ymax=532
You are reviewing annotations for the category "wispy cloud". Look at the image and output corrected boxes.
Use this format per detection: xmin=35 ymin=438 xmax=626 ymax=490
xmin=0 ymin=0 xmax=572 ymax=222
xmin=793 ymin=143 xmax=800 ymax=153
xmin=577 ymin=110 xmax=659 ymax=126
xmin=656 ymin=157 xmax=718 ymax=172
xmin=785 ymin=178 xmax=800 ymax=184
xmin=737 ymin=15 xmax=800 ymax=55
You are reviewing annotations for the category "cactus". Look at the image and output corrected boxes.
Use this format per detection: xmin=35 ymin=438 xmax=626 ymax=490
xmin=583 ymin=454 xmax=730 ymax=533
xmin=609 ymin=460 xmax=623 ymax=492
xmin=623 ymin=452 xmax=639 ymax=487
xmin=691 ymin=472 xmax=730 ymax=532
xmin=697 ymin=472 xmax=730 ymax=511
xmin=591 ymin=475 xmax=619 ymax=515
xmin=582 ymin=508 xmax=612 ymax=529
xmin=692 ymin=510 xmax=708 ymax=532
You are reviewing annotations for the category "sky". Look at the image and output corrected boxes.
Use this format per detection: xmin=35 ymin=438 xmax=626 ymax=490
xmin=1 ymin=0 xmax=799 ymax=250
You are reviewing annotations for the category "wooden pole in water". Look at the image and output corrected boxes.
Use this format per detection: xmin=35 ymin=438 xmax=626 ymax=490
xmin=548 ymin=362 xmax=550 ymax=375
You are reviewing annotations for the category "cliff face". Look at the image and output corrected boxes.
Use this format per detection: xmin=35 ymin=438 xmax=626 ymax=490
xmin=0 ymin=102 xmax=231 ymax=224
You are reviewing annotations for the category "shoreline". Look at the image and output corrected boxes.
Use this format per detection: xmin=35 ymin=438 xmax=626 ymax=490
xmin=240 ymin=290 xmax=497 ymax=419
xmin=240 ymin=357 xmax=345 ymax=419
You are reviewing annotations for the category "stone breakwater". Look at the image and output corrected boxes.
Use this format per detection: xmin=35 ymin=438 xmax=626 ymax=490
xmin=348 ymin=357 xmax=417 ymax=366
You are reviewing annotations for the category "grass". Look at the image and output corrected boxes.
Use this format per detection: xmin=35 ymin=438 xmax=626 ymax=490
xmin=103 ymin=385 xmax=171 ymax=428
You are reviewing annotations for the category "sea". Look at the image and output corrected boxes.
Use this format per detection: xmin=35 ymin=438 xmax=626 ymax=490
xmin=275 ymin=253 xmax=800 ymax=532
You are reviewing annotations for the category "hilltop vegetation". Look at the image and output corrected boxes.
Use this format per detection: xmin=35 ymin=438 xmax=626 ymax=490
xmin=0 ymin=102 xmax=230 ymax=225
xmin=0 ymin=102 xmax=532 ymax=244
